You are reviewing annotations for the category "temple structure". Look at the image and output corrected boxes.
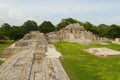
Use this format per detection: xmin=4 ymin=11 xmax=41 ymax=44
xmin=0 ymin=23 xmax=110 ymax=80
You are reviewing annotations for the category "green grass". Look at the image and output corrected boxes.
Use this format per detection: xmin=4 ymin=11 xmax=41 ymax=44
xmin=54 ymin=42 xmax=120 ymax=80
xmin=0 ymin=40 xmax=14 ymax=64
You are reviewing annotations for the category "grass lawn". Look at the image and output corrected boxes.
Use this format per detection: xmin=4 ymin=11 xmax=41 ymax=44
xmin=54 ymin=42 xmax=120 ymax=80
xmin=0 ymin=40 xmax=14 ymax=64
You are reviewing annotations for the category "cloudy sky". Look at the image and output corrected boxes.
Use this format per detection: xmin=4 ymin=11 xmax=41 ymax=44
xmin=0 ymin=0 xmax=120 ymax=26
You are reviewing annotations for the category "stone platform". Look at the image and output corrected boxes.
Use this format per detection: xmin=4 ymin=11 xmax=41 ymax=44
xmin=86 ymin=48 xmax=120 ymax=57
xmin=0 ymin=31 xmax=70 ymax=80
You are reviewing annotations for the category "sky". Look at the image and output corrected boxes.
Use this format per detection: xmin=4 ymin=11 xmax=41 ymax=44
xmin=0 ymin=0 xmax=120 ymax=26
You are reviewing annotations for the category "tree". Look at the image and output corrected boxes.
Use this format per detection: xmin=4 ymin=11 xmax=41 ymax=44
xmin=38 ymin=21 xmax=55 ymax=33
xmin=97 ymin=24 xmax=108 ymax=37
xmin=82 ymin=22 xmax=93 ymax=31
xmin=9 ymin=26 xmax=24 ymax=41
xmin=1 ymin=23 xmax=11 ymax=38
xmin=1 ymin=23 xmax=11 ymax=32
xmin=56 ymin=18 xmax=81 ymax=30
xmin=90 ymin=26 xmax=99 ymax=35
xmin=22 ymin=20 xmax=38 ymax=33
xmin=0 ymin=28 xmax=6 ymax=40
xmin=105 ymin=24 xmax=120 ymax=39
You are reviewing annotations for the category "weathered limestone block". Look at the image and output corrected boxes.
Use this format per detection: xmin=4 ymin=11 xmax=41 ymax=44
xmin=15 ymin=41 xmax=29 ymax=47
xmin=66 ymin=33 xmax=75 ymax=40
xmin=64 ymin=23 xmax=85 ymax=31
xmin=46 ymin=32 xmax=60 ymax=43
xmin=22 ymin=31 xmax=41 ymax=40
xmin=15 ymin=31 xmax=48 ymax=48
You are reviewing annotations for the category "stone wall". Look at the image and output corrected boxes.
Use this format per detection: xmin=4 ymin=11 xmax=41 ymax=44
xmin=46 ymin=32 xmax=60 ymax=44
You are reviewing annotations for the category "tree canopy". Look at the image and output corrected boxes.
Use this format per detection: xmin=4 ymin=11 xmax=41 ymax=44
xmin=22 ymin=20 xmax=38 ymax=34
xmin=0 ymin=23 xmax=11 ymax=39
xmin=9 ymin=26 xmax=24 ymax=41
xmin=38 ymin=21 xmax=55 ymax=34
xmin=0 ymin=18 xmax=120 ymax=41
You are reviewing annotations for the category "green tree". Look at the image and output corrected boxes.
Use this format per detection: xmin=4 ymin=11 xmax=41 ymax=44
xmin=83 ymin=22 xmax=93 ymax=31
xmin=97 ymin=24 xmax=108 ymax=37
xmin=1 ymin=23 xmax=11 ymax=32
xmin=0 ymin=28 xmax=5 ymax=40
xmin=105 ymin=24 xmax=120 ymax=39
xmin=90 ymin=26 xmax=99 ymax=35
xmin=9 ymin=26 xmax=24 ymax=41
xmin=22 ymin=20 xmax=38 ymax=33
xmin=1 ymin=23 xmax=11 ymax=39
xmin=38 ymin=21 xmax=55 ymax=33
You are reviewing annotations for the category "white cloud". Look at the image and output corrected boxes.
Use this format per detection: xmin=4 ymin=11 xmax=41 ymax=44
xmin=0 ymin=0 xmax=120 ymax=25
xmin=8 ymin=9 xmax=23 ymax=19
xmin=0 ymin=2 xmax=24 ymax=25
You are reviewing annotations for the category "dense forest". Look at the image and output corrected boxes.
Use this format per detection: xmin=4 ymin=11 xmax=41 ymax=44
xmin=0 ymin=18 xmax=120 ymax=41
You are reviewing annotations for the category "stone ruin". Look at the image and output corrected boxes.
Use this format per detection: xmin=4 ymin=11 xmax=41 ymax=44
xmin=115 ymin=38 xmax=120 ymax=42
xmin=112 ymin=38 xmax=120 ymax=44
xmin=0 ymin=31 xmax=70 ymax=80
xmin=0 ymin=23 xmax=111 ymax=80
xmin=46 ymin=23 xmax=109 ymax=44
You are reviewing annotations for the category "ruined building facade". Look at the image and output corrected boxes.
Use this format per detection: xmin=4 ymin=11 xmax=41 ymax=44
xmin=46 ymin=23 xmax=109 ymax=44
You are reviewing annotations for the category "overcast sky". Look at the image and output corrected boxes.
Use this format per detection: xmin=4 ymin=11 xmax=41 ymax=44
xmin=0 ymin=0 xmax=120 ymax=26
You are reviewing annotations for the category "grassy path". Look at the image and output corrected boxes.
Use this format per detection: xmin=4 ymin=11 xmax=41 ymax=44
xmin=54 ymin=42 xmax=120 ymax=80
